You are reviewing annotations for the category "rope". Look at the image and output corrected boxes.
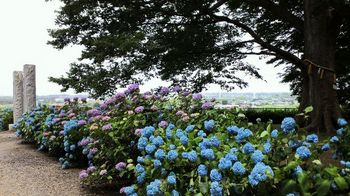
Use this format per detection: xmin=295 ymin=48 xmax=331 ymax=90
xmin=303 ymin=59 xmax=336 ymax=83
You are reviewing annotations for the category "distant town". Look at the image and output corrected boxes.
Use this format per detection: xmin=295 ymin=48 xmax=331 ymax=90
xmin=0 ymin=92 xmax=298 ymax=109
xmin=203 ymin=92 xmax=298 ymax=109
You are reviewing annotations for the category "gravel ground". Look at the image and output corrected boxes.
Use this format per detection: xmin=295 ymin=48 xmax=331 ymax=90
xmin=0 ymin=131 xmax=113 ymax=196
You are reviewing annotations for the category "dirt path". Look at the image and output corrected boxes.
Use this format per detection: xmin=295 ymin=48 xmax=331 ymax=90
xmin=0 ymin=131 xmax=102 ymax=196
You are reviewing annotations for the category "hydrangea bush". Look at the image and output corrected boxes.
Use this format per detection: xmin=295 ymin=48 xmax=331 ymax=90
xmin=121 ymin=116 xmax=350 ymax=195
xmin=13 ymin=84 xmax=350 ymax=195
xmin=0 ymin=108 xmax=13 ymax=131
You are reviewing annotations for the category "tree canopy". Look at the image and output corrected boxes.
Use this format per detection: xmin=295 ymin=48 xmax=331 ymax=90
xmin=48 ymin=1 xmax=350 ymax=112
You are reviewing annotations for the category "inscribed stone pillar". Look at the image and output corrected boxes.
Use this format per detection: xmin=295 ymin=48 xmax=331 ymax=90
xmin=23 ymin=64 xmax=36 ymax=113
xmin=13 ymin=71 xmax=24 ymax=122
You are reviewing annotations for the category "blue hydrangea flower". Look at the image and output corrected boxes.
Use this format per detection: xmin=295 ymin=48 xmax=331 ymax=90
xmin=197 ymin=130 xmax=207 ymax=138
xmin=227 ymin=126 xmax=239 ymax=134
xmin=63 ymin=120 xmax=78 ymax=135
xmin=199 ymin=139 xmax=212 ymax=150
xmin=70 ymin=144 xmax=76 ymax=151
xmin=185 ymin=125 xmax=195 ymax=133
xmin=171 ymin=190 xmax=179 ymax=196
xmin=338 ymin=118 xmax=348 ymax=127
xmin=137 ymin=137 xmax=148 ymax=151
xmin=137 ymin=172 xmax=146 ymax=184
xmin=142 ymin=126 xmax=155 ymax=138
xmin=187 ymin=151 xmax=198 ymax=162
xmin=251 ymin=150 xmax=264 ymax=163
xmin=124 ymin=186 xmax=136 ymax=195
xmin=180 ymin=136 xmax=189 ymax=146
xmin=321 ymin=143 xmax=330 ymax=151
xmin=155 ymin=149 xmax=166 ymax=160
xmin=288 ymin=140 xmax=301 ymax=149
xmin=302 ymin=141 xmax=312 ymax=148
xmin=232 ymin=161 xmax=246 ymax=175
xmin=263 ymin=141 xmax=271 ymax=154
xmin=198 ymin=164 xmax=208 ymax=176
xmin=235 ymin=128 xmax=253 ymax=143
xmin=271 ymin=129 xmax=278 ymax=138
xmin=175 ymin=129 xmax=186 ymax=139
xmin=225 ymin=153 xmax=237 ymax=162
xmin=296 ymin=146 xmax=311 ymax=159
xmin=230 ymin=148 xmax=238 ymax=154
xmin=210 ymin=136 xmax=220 ymax=147
xmin=137 ymin=156 xmax=144 ymax=163
xmin=306 ymin=134 xmax=318 ymax=143
xmin=135 ymin=164 xmax=145 ymax=173
xmin=204 ymin=119 xmax=215 ymax=131
xmin=200 ymin=149 xmax=215 ymax=160
xmin=210 ymin=169 xmax=222 ymax=182
xmin=340 ymin=160 xmax=350 ymax=168
xmin=167 ymin=175 xmax=176 ymax=185
xmin=166 ymin=129 xmax=173 ymax=139
xmin=330 ymin=136 xmax=339 ymax=143
xmin=152 ymin=136 xmax=164 ymax=147
xmin=248 ymin=162 xmax=274 ymax=186
xmin=294 ymin=165 xmax=303 ymax=175
xmin=337 ymin=128 xmax=345 ymax=136
xmin=243 ymin=142 xmax=255 ymax=154
xmin=145 ymin=144 xmax=157 ymax=154
xmin=182 ymin=152 xmax=188 ymax=159
xmin=281 ymin=117 xmax=296 ymax=134
xmin=210 ymin=181 xmax=223 ymax=196
xmin=286 ymin=193 xmax=300 ymax=196
xmin=218 ymin=157 xmax=232 ymax=170
xmin=166 ymin=124 xmax=175 ymax=131
xmin=146 ymin=179 xmax=162 ymax=195
xmin=167 ymin=150 xmax=178 ymax=161
xmin=169 ymin=144 xmax=176 ymax=150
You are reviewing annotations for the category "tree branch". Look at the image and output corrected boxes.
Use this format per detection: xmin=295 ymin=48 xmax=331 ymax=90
xmin=236 ymin=51 xmax=276 ymax=56
xmin=208 ymin=0 xmax=228 ymax=12
xmin=212 ymin=14 xmax=303 ymax=67
xmin=245 ymin=0 xmax=304 ymax=31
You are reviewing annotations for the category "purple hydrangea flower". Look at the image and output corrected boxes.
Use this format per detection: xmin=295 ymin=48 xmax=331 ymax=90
xmin=135 ymin=106 xmax=144 ymax=113
xmin=78 ymin=120 xmax=87 ymax=126
xmin=115 ymin=162 xmax=127 ymax=171
xmin=102 ymin=124 xmax=113 ymax=131
xmin=79 ymin=170 xmax=88 ymax=179
xmin=135 ymin=128 xmax=142 ymax=136
xmin=192 ymin=93 xmax=203 ymax=100
xmin=202 ymin=102 xmax=214 ymax=109
xmin=158 ymin=121 xmax=168 ymax=128
xmin=114 ymin=92 xmax=126 ymax=100
xmin=160 ymin=86 xmax=170 ymax=96
xmin=87 ymin=109 xmax=102 ymax=117
xmin=127 ymin=83 xmax=139 ymax=94
xmin=172 ymin=86 xmax=182 ymax=92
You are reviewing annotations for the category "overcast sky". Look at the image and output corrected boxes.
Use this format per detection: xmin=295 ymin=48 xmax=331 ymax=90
xmin=0 ymin=1 xmax=290 ymax=96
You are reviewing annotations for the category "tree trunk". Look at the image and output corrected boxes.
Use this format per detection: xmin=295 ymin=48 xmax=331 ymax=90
xmin=302 ymin=0 xmax=342 ymax=133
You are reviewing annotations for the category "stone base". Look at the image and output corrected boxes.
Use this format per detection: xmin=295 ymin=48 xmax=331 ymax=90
xmin=8 ymin=124 xmax=15 ymax=131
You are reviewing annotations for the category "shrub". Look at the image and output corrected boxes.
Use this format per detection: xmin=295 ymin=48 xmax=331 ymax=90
xmin=122 ymin=116 xmax=350 ymax=195
xmin=0 ymin=108 xmax=13 ymax=131
xmin=243 ymin=108 xmax=298 ymax=124
xmin=13 ymin=85 xmax=350 ymax=195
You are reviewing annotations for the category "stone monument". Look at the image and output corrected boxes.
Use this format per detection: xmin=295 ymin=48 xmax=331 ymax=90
xmin=12 ymin=64 xmax=36 ymax=127
xmin=13 ymin=71 xmax=24 ymax=122
xmin=23 ymin=64 xmax=36 ymax=113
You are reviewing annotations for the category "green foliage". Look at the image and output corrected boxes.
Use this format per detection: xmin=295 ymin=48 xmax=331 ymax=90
xmin=12 ymin=85 xmax=350 ymax=195
xmin=0 ymin=108 xmax=13 ymax=131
